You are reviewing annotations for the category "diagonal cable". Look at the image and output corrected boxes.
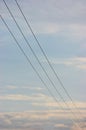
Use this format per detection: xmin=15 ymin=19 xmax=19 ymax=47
xmin=2 ymin=0 xmax=82 ymax=124
xmin=0 ymin=15 xmax=81 ymax=129
xmin=14 ymin=0 xmax=83 ymax=118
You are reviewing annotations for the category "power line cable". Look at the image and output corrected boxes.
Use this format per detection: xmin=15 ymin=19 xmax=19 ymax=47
xmin=2 ymin=0 xmax=83 ymax=125
xmin=0 ymin=15 xmax=81 ymax=129
xmin=14 ymin=0 xmax=83 ymax=118
xmin=0 ymin=14 xmax=58 ymax=107
xmin=2 ymin=0 xmax=81 ymax=123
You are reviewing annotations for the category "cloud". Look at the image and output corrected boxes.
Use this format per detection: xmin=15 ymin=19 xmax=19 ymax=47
xmin=6 ymin=85 xmax=17 ymax=90
xmin=0 ymin=94 xmax=86 ymax=121
xmin=29 ymin=22 xmax=60 ymax=34
xmin=68 ymin=24 xmax=86 ymax=38
xmin=0 ymin=93 xmax=86 ymax=121
xmin=0 ymin=93 xmax=86 ymax=109
xmin=13 ymin=21 xmax=86 ymax=38
xmin=46 ymin=57 xmax=86 ymax=70
xmin=7 ymin=85 xmax=44 ymax=90
xmin=55 ymin=123 xmax=68 ymax=128
xmin=0 ymin=94 xmax=30 ymax=101
xmin=0 ymin=111 xmax=86 ymax=130
xmin=20 ymin=86 xmax=44 ymax=91
xmin=71 ymin=122 xmax=86 ymax=130
xmin=32 ymin=101 xmax=86 ymax=109
xmin=0 ymin=93 xmax=50 ymax=101
xmin=17 ymin=0 xmax=86 ymax=24
xmin=1 ymin=0 xmax=86 ymax=36
xmin=32 ymin=101 xmax=86 ymax=120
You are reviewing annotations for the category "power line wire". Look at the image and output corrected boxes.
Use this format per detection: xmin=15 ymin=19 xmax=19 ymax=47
xmin=0 ymin=14 xmax=59 ymax=107
xmin=2 ymin=0 xmax=83 ymax=126
xmin=0 ymin=15 xmax=81 ymax=129
xmin=2 ymin=0 xmax=81 ymax=122
xmin=14 ymin=0 xmax=83 ymax=118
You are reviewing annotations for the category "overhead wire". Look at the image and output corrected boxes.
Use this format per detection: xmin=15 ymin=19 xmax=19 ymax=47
xmin=14 ymin=0 xmax=83 ymax=118
xmin=2 ymin=0 xmax=83 ymax=127
xmin=2 ymin=0 xmax=82 ymax=123
xmin=0 ymin=15 xmax=81 ymax=129
xmin=0 ymin=14 xmax=59 ymax=107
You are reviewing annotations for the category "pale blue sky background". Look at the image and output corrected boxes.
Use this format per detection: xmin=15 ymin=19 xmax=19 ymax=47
xmin=0 ymin=0 xmax=86 ymax=130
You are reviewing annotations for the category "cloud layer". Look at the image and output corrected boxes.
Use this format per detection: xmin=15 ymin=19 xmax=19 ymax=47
xmin=0 ymin=110 xmax=86 ymax=130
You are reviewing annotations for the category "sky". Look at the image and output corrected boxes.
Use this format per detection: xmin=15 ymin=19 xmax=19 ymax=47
xmin=0 ymin=0 xmax=86 ymax=130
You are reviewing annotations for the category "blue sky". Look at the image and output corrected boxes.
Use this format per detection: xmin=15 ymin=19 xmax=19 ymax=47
xmin=0 ymin=0 xmax=86 ymax=130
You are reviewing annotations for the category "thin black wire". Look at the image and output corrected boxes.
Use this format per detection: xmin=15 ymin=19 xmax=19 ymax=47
xmin=0 ymin=14 xmax=59 ymax=108
xmin=14 ymin=0 xmax=83 ymax=118
xmin=0 ymin=15 xmax=80 ymax=128
xmin=2 ymin=0 xmax=81 ymax=123
xmin=14 ymin=0 xmax=82 ymax=122
xmin=2 ymin=0 xmax=83 ymax=125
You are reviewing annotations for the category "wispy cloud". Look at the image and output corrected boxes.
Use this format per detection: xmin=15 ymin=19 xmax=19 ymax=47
xmin=55 ymin=123 xmax=68 ymax=128
xmin=45 ymin=57 xmax=86 ymax=70
xmin=32 ymin=101 xmax=86 ymax=109
xmin=6 ymin=85 xmax=17 ymax=90
xmin=1 ymin=0 xmax=86 ymax=36
xmin=0 ymin=93 xmax=86 ymax=108
xmin=0 ymin=93 xmax=50 ymax=101
xmin=7 ymin=85 xmax=44 ymax=90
